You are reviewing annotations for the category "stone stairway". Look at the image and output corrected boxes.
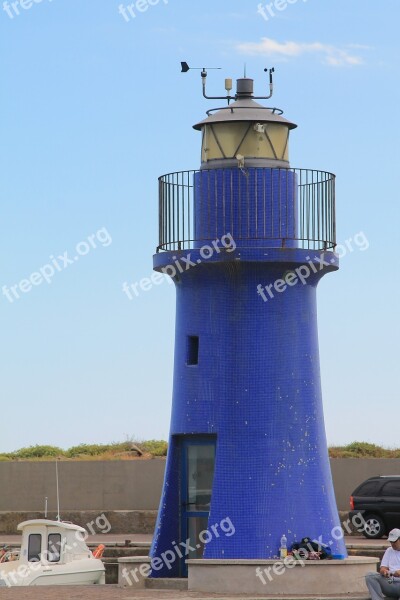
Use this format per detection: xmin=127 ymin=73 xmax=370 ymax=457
xmin=145 ymin=577 xmax=188 ymax=591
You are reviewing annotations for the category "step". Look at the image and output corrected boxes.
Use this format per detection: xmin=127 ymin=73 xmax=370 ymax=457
xmin=145 ymin=577 xmax=188 ymax=590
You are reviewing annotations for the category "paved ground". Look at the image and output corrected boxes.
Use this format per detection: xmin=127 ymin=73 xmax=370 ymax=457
xmin=0 ymin=588 xmax=370 ymax=600
xmin=345 ymin=536 xmax=387 ymax=548
xmin=0 ymin=536 xmax=379 ymax=598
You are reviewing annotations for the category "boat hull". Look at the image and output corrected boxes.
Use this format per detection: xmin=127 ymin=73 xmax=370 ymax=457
xmin=0 ymin=559 xmax=105 ymax=586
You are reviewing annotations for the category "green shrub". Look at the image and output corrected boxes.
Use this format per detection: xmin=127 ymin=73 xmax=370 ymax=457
xmin=140 ymin=440 xmax=168 ymax=456
xmin=0 ymin=439 xmax=168 ymax=460
xmin=3 ymin=440 xmax=400 ymax=460
xmin=328 ymin=442 xmax=398 ymax=458
xmin=66 ymin=443 xmax=130 ymax=458
xmin=343 ymin=442 xmax=385 ymax=457
xmin=12 ymin=445 xmax=66 ymax=459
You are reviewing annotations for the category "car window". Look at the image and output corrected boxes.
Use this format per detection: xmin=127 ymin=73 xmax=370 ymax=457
xmin=381 ymin=481 xmax=400 ymax=497
xmin=356 ymin=481 xmax=381 ymax=496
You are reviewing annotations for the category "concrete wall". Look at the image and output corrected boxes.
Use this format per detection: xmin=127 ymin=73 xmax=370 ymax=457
xmin=331 ymin=458 xmax=400 ymax=511
xmin=0 ymin=458 xmax=399 ymax=513
xmin=0 ymin=460 xmax=165 ymax=512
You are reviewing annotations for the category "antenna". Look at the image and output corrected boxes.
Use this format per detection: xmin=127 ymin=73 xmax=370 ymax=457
xmin=251 ymin=67 xmax=275 ymax=100
xmin=44 ymin=496 xmax=48 ymax=518
xmin=181 ymin=62 xmax=276 ymax=104
xmin=55 ymin=460 xmax=61 ymax=522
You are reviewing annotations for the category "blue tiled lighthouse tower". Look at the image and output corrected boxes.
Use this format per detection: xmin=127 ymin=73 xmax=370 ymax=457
xmin=151 ymin=71 xmax=346 ymax=577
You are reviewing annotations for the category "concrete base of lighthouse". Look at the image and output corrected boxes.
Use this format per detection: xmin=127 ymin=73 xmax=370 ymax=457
xmin=187 ymin=557 xmax=379 ymax=596
xmin=119 ymin=555 xmax=378 ymax=597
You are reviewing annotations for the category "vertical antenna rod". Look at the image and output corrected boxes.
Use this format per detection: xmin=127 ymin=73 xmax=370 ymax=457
xmin=45 ymin=496 xmax=48 ymax=518
xmin=55 ymin=461 xmax=61 ymax=522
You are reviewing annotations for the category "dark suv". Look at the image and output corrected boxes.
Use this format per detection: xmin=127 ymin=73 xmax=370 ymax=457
xmin=350 ymin=476 xmax=400 ymax=539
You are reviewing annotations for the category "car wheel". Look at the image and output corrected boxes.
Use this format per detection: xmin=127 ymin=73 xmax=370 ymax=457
xmin=362 ymin=515 xmax=386 ymax=539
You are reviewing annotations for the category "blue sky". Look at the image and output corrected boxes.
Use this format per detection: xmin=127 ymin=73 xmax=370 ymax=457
xmin=1 ymin=0 xmax=399 ymax=452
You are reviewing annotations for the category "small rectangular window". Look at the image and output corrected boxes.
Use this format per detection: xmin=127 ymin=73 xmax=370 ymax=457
xmin=48 ymin=533 xmax=62 ymax=562
xmin=187 ymin=336 xmax=199 ymax=366
xmin=28 ymin=534 xmax=42 ymax=562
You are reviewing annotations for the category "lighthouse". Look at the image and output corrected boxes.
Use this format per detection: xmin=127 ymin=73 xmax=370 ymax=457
xmin=151 ymin=69 xmax=347 ymax=578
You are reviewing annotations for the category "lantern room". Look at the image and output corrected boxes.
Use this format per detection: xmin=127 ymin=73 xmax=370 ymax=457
xmin=194 ymin=77 xmax=297 ymax=169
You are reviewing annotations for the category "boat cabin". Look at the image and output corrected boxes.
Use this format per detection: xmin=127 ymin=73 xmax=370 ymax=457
xmin=18 ymin=519 xmax=92 ymax=564
xmin=0 ymin=519 xmax=105 ymax=586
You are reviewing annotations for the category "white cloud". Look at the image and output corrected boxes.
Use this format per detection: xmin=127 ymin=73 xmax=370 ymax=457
xmin=346 ymin=44 xmax=372 ymax=50
xmin=236 ymin=37 xmax=365 ymax=67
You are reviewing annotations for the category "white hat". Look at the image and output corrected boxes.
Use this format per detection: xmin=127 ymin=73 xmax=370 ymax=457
xmin=388 ymin=529 xmax=400 ymax=542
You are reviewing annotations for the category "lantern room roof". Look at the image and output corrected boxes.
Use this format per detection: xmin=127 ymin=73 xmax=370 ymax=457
xmin=193 ymin=97 xmax=297 ymax=131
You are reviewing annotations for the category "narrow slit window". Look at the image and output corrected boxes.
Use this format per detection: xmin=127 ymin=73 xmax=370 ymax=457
xmin=187 ymin=336 xmax=199 ymax=366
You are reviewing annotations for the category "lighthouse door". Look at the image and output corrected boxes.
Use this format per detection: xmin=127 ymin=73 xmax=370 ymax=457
xmin=180 ymin=437 xmax=216 ymax=577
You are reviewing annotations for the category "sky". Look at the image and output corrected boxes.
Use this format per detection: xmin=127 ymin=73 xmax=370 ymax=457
xmin=1 ymin=0 xmax=399 ymax=452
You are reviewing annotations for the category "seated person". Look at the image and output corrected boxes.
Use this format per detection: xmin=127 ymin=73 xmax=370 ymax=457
xmin=366 ymin=528 xmax=400 ymax=599
xmin=0 ymin=546 xmax=10 ymax=562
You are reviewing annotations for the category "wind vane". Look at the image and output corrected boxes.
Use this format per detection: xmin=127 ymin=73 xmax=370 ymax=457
xmin=180 ymin=62 xmax=221 ymax=73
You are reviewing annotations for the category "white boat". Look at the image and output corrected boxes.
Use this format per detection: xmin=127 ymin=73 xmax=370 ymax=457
xmin=0 ymin=519 xmax=105 ymax=586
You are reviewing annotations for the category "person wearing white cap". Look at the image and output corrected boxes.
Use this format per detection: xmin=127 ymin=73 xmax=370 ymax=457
xmin=365 ymin=528 xmax=400 ymax=599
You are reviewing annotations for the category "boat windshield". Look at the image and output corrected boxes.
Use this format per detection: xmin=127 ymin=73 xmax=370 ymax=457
xmin=28 ymin=534 xmax=41 ymax=562
xmin=48 ymin=534 xmax=61 ymax=562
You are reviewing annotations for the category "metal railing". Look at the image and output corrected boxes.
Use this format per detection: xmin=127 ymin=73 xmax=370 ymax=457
xmin=157 ymin=168 xmax=336 ymax=252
